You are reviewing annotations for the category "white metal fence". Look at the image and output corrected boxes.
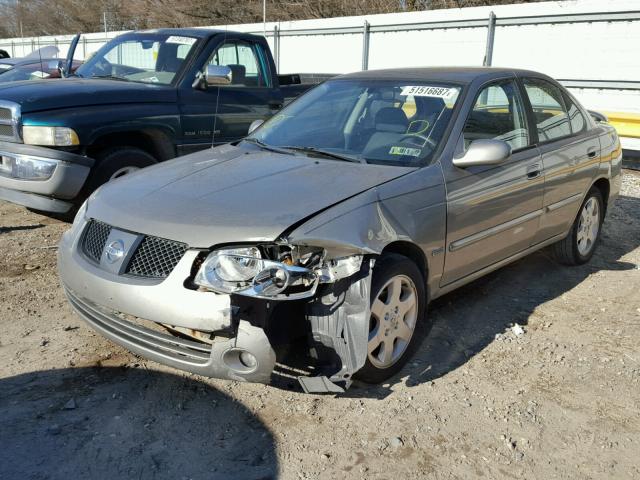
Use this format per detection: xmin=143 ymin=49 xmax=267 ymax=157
xmin=0 ymin=0 xmax=639 ymax=147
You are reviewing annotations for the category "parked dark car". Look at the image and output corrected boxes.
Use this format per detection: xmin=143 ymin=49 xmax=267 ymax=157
xmin=58 ymin=67 xmax=622 ymax=393
xmin=0 ymin=29 xmax=330 ymax=214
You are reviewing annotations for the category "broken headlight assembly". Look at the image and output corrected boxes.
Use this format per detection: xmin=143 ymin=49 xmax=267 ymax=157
xmin=193 ymin=245 xmax=363 ymax=300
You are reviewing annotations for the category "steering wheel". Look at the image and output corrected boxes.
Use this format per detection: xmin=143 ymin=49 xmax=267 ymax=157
xmin=397 ymin=134 xmax=437 ymax=150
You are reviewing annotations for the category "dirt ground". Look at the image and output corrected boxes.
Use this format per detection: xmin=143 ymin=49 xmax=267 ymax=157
xmin=1 ymin=171 xmax=639 ymax=480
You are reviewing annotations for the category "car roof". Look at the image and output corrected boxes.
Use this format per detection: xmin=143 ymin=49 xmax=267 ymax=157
xmin=337 ymin=67 xmax=551 ymax=85
xmin=0 ymin=57 xmax=60 ymax=67
xmin=131 ymin=28 xmax=231 ymax=39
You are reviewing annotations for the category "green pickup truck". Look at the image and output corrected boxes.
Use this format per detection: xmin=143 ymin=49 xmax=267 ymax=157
xmin=0 ymin=28 xmax=329 ymax=214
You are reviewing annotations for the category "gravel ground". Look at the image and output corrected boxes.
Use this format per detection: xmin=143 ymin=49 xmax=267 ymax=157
xmin=1 ymin=171 xmax=639 ymax=480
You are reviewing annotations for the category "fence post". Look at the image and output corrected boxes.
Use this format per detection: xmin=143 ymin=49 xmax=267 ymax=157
xmin=10 ymin=41 xmax=14 ymax=57
xmin=483 ymin=11 xmax=496 ymax=66
xmin=362 ymin=20 xmax=370 ymax=71
xmin=82 ymin=37 xmax=87 ymax=59
xmin=273 ymin=25 xmax=280 ymax=71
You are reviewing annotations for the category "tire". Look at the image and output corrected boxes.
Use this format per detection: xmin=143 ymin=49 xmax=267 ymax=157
xmin=551 ymin=187 xmax=604 ymax=265
xmin=355 ymin=253 xmax=430 ymax=384
xmin=83 ymin=146 xmax=157 ymax=195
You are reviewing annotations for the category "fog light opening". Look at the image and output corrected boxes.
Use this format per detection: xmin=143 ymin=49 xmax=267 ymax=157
xmin=222 ymin=348 xmax=259 ymax=373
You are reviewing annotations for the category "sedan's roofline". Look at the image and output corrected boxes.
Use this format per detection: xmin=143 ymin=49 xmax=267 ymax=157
xmin=335 ymin=67 xmax=554 ymax=85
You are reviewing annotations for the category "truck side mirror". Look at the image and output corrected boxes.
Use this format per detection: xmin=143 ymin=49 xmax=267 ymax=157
xmin=248 ymin=119 xmax=264 ymax=135
xmin=453 ymin=139 xmax=511 ymax=168
xmin=205 ymin=65 xmax=232 ymax=87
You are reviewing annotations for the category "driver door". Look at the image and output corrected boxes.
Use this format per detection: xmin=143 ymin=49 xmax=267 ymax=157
xmin=178 ymin=38 xmax=281 ymax=154
xmin=441 ymin=78 xmax=543 ymax=285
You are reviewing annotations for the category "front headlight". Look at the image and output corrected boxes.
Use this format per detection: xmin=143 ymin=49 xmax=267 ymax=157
xmin=194 ymin=245 xmax=363 ymax=300
xmin=0 ymin=153 xmax=58 ymax=180
xmin=194 ymin=247 xmax=263 ymax=294
xmin=22 ymin=126 xmax=80 ymax=146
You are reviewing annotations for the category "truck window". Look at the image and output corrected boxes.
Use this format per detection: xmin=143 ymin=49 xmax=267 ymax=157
xmin=208 ymin=41 xmax=266 ymax=88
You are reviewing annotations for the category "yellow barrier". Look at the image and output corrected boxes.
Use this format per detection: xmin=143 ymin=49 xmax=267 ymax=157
xmin=603 ymin=111 xmax=640 ymax=139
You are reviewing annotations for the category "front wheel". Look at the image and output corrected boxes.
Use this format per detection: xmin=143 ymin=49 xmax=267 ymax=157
xmin=355 ymin=254 xmax=430 ymax=384
xmin=551 ymin=187 xmax=604 ymax=265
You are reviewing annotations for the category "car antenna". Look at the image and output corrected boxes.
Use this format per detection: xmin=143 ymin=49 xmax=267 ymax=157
xmin=37 ymin=36 xmax=44 ymax=79
xmin=211 ymin=26 xmax=229 ymax=149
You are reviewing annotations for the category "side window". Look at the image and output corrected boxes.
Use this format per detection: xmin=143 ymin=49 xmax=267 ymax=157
xmin=463 ymin=80 xmax=530 ymax=150
xmin=523 ymin=79 xmax=571 ymax=142
xmin=563 ymin=93 xmax=587 ymax=135
xmin=208 ymin=42 xmax=266 ymax=88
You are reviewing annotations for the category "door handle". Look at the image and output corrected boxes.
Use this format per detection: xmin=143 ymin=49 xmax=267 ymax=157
xmin=587 ymin=147 xmax=598 ymax=159
xmin=526 ymin=163 xmax=542 ymax=179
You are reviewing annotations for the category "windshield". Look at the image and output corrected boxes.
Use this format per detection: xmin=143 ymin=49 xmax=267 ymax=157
xmin=250 ymin=79 xmax=461 ymax=166
xmin=76 ymin=33 xmax=199 ymax=85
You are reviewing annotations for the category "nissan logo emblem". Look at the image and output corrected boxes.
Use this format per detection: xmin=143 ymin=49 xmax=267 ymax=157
xmin=105 ymin=240 xmax=125 ymax=263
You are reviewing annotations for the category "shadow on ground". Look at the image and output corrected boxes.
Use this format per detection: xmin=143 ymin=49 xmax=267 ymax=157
xmin=0 ymin=367 xmax=277 ymax=480
xmin=273 ymin=193 xmax=640 ymax=398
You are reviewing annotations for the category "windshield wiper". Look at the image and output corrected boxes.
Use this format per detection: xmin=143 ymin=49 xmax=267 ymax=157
xmin=243 ymin=137 xmax=294 ymax=155
xmin=281 ymin=146 xmax=364 ymax=163
xmin=90 ymin=74 xmax=128 ymax=82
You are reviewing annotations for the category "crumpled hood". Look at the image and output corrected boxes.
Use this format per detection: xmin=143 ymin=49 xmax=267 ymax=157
xmin=0 ymin=78 xmax=175 ymax=113
xmin=87 ymin=144 xmax=414 ymax=248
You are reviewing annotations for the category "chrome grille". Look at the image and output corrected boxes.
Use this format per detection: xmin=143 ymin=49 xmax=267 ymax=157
xmin=126 ymin=235 xmax=187 ymax=278
xmin=81 ymin=220 xmax=112 ymax=263
xmin=0 ymin=101 xmax=20 ymax=142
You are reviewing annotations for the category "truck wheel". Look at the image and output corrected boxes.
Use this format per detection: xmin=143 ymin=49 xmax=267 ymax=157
xmin=551 ymin=187 xmax=604 ymax=265
xmin=85 ymin=147 xmax=157 ymax=193
xmin=355 ymin=253 xmax=430 ymax=384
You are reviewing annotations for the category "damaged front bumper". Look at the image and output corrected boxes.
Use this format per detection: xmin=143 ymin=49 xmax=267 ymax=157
xmin=0 ymin=141 xmax=92 ymax=213
xmin=58 ymin=216 xmax=373 ymax=392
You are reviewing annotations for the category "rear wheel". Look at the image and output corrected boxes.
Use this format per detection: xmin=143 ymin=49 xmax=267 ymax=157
xmin=551 ymin=187 xmax=604 ymax=265
xmin=355 ymin=254 xmax=430 ymax=384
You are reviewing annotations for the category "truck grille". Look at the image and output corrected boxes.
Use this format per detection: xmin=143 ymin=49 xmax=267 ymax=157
xmin=0 ymin=101 xmax=20 ymax=142
xmin=81 ymin=220 xmax=112 ymax=262
xmin=81 ymin=219 xmax=187 ymax=278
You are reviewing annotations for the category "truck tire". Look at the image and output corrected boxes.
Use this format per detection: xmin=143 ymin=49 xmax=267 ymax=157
xmin=551 ymin=187 xmax=604 ymax=265
xmin=355 ymin=253 xmax=430 ymax=384
xmin=85 ymin=146 xmax=157 ymax=194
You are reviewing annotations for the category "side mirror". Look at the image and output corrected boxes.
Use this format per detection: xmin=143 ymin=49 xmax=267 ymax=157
xmin=453 ymin=139 xmax=511 ymax=168
xmin=204 ymin=65 xmax=232 ymax=87
xmin=588 ymin=110 xmax=608 ymax=123
xmin=248 ymin=119 xmax=264 ymax=135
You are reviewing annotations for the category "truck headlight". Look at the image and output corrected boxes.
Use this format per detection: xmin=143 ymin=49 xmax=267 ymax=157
xmin=0 ymin=153 xmax=58 ymax=180
xmin=22 ymin=126 xmax=80 ymax=146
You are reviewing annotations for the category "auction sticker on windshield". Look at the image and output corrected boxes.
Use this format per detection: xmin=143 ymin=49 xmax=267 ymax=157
xmin=166 ymin=36 xmax=197 ymax=46
xmin=401 ymin=86 xmax=457 ymax=99
xmin=389 ymin=146 xmax=421 ymax=157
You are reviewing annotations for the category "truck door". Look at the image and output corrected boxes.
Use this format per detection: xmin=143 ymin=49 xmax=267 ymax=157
xmin=178 ymin=39 xmax=283 ymax=154
xmin=441 ymin=78 xmax=543 ymax=285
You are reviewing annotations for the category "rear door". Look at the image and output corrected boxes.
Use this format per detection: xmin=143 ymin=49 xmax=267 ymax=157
xmin=520 ymin=77 xmax=602 ymax=242
xmin=178 ymin=37 xmax=282 ymax=154
xmin=441 ymin=78 xmax=543 ymax=285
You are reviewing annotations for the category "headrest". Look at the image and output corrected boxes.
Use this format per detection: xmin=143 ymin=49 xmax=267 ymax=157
xmin=227 ymin=64 xmax=246 ymax=85
xmin=375 ymin=107 xmax=408 ymax=133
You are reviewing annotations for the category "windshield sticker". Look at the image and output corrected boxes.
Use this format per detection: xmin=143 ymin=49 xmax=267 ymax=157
xmin=389 ymin=146 xmax=421 ymax=157
xmin=401 ymin=86 xmax=457 ymax=99
xmin=166 ymin=36 xmax=197 ymax=46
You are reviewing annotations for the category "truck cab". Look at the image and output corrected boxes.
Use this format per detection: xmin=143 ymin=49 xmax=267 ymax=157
xmin=0 ymin=29 xmax=325 ymax=214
